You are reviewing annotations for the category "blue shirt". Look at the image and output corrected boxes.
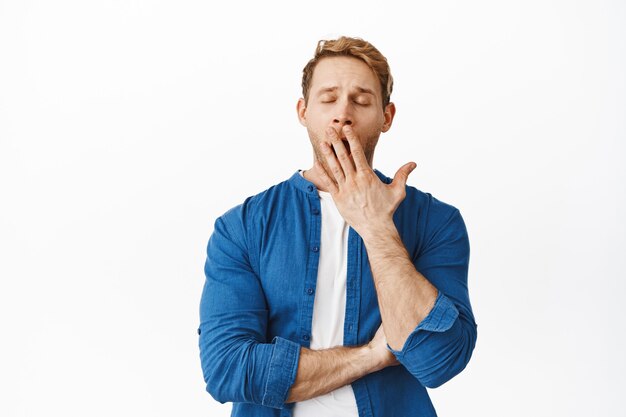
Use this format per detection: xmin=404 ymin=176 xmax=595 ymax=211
xmin=198 ymin=170 xmax=477 ymax=417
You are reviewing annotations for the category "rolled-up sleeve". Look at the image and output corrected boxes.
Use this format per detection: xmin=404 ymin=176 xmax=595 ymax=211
xmin=198 ymin=208 xmax=301 ymax=409
xmin=388 ymin=208 xmax=477 ymax=388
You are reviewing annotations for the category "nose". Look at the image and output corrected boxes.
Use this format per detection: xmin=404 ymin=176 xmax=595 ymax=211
xmin=332 ymin=101 xmax=353 ymax=130
xmin=333 ymin=118 xmax=352 ymax=129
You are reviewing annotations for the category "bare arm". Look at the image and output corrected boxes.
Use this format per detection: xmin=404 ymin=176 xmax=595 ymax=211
xmin=286 ymin=325 xmax=397 ymax=403
xmin=311 ymin=125 xmax=437 ymax=351
xmin=362 ymin=224 xmax=438 ymax=350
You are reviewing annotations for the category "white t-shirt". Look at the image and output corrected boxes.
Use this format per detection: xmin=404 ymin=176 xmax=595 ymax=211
xmin=292 ymin=174 xmax=359 ymax=417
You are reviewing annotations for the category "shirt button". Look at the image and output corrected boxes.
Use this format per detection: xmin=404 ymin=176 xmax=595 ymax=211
xmin=348 ymin=325 xmax=353 ymax=331
xmin=302 ymin=334 xmax=310 ymax=341
xmin=312 ymin=246 xmax=319 ymax=252
xmin=307 ymin=288 xmax=314 ymax=295
xmin=197 ymin=328 xmax=201 ymax=335
xmin=307 ymin=185 xmax=314 ymax=192
xmin=312 ymin=208 xmax=320 ymax=215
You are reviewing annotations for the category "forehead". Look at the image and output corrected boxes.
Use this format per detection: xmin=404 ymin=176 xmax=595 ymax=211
xmin=310 ymin=56 xmax=380 ymax=94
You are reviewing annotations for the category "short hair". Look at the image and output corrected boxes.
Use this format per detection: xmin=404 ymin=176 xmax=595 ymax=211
xmin=301 ymin=36 xmax=394 ymax=109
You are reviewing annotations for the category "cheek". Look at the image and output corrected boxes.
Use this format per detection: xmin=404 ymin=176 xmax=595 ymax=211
xmin=358 ymin=107 xmax=383 ymax=124
xmin=306 ymin=112 xmax=330 ymax=131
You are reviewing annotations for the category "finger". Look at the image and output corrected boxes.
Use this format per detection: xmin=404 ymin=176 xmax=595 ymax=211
xmin=392 ymin=162 xmax=417 ymax=190
xmin=343 ymin=125 xmax=369 ymax=172
xmin=319 ymin=139 xmax=346 ymax=184
xmin=314 ymin=159 xmax=339 ymax=194
xmin=326 ymin=126 xmax=355 ymax=178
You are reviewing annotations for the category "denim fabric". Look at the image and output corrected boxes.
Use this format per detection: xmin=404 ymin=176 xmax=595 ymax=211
xmin=199 ymin=170 xmax=477 ymax=417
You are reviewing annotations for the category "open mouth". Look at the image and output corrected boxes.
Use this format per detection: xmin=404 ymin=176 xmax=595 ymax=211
xmin=331 ymin=139 xmax=351 ymax=157
xmin=342 ymin=139 xmax=351 ymax=154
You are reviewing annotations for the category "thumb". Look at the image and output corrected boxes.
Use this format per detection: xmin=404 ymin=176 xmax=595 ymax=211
xmin=392 ymin=162 xmax=417 ymax=189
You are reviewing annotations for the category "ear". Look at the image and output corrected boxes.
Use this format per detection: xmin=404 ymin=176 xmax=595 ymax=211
xmin=297 ymin=98 xmax=307 ymax=127
xmin=381 ymin=102 xmax=396 ymax=133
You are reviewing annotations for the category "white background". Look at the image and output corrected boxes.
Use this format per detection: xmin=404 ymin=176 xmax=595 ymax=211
xmin=1 ymin=1 xmax=624 ymax=416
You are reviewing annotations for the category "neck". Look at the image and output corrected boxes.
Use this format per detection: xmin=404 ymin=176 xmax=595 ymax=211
xmin=302 ymin=165 xmax=330 ymax=192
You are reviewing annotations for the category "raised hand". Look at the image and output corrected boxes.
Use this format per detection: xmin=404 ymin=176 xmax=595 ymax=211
xmin=315 ymin=124 xmax=416 ymax=241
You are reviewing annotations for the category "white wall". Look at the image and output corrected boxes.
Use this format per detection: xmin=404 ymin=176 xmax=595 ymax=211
xmin=1 ymin=1 xmax=624 ymax=416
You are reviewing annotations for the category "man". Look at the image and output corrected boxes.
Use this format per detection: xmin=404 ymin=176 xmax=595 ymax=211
xmin=198 ymin=36 xmax=477 ymax=417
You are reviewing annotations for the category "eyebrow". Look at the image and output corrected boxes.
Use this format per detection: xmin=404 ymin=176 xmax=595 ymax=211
xmin=316 ymin=86 xmax=376 ymax=96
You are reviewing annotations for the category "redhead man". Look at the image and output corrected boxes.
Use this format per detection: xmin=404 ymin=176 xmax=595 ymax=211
xmin=199 ymin=36 xmax=477 ymax=417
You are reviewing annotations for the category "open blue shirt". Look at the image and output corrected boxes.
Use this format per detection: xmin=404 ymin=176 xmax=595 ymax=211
xmin=199 ymin=170 xmax=477 ymax=417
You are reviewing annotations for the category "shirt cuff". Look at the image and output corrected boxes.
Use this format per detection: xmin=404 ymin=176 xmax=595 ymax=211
xmin=387 ymin=291 xmax=459 ymax=355
xmin=262 ymin=336 xmax=301 ymax=408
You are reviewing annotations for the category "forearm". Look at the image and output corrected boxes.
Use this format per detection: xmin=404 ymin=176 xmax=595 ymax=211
xmin=362 ymin=223 xmax=438 ymax=351
xmin=285 ymin=344 xmax=380 ymax=403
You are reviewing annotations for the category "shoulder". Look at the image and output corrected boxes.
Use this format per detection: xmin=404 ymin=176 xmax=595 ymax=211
xmin=215 ymin=174 xmax=303 ymax=233
xmin=402 ymin=187 xmax=469 ymax=266
xmin=374 ymin=169 xmax=460 ymax=223
xmin=405 ymin=185 xmax=460 ymax=224
xmin=403 ymin=185 xmax=465 ymax=248
xmin=375 ymin=170 xmax=467 ymax=258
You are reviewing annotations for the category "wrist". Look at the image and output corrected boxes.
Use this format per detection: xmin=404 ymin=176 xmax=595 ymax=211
xmin=362 ymin=342 xmax=387 ymax=373
xmin=359 ymin=219 xmax=399 ymax=244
